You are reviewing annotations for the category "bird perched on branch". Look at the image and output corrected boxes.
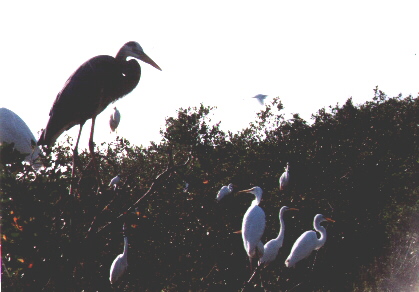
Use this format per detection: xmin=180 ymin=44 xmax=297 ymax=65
xmin=38 ymin=41 xmax=161 ymax=189
xmin=0 ymin=108 xmax=41 ymax=169
xmin=216 ymin=183 xmax=233 ymax=201
xmin=110 ymin=223 xmax=129 ymax=285
xmin=109 ymin=107 xmax=121 ymax=132
xmin=279 ymin=162 xmax=290 ymax=191
xmin=285 ymin=214 xmax=334 ymax=268
xmin=237 ymin=186 xmax=266 ymax=271
xmin=259 ymin=206 xmax=298 ymax=267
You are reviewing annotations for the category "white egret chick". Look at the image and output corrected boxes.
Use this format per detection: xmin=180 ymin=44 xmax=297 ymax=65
xmin=110 ymin=224 xmax=128 ymax=285
xmin=285 ymin=214 xmax=335 ymax=268
xmin=216 ymin=183 xmax=233 ymax=201
xmin=252 ymin=94 xmax=268 ymax=105
xmin=110 ymin=107 xmax=121 ymax=132
xmin=279 ymin=162 xmax=290 ymax=191
xmin=237 ymin=186 xmax=266 ymax=270
xmin=259 ymin=206 xmax=298 ymax=267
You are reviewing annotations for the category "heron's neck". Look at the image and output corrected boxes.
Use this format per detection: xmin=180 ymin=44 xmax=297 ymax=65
xmin=123 ymin=236 xmax=128 ymax=257
xmin=314 ymin=225 xmax=327 ymax=248
xmin=276 ymin=212 xmax=285 ymax=241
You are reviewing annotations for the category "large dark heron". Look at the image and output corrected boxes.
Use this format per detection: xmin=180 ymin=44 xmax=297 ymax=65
xmin=38 ymin=41 xmax=161 ymax=189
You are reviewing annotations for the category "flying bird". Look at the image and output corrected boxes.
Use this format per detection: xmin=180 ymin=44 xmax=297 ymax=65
xmin=279 ymin=162 xmax=290 ymax=191
xmin=216 ymin=183 xmax=233 ymax=201
xmin=252 ymin=94 xmax=268 ymax=105
xmin=259 ymin=206 xmax=298 ymax=267
xmin=0 ymin=108 xmax=41 ymax=169
xmin=285 ymin=214 xmax=335 ymax=268
xmin=38 ymin=41 xmax=161 ymax=185
xmin=237 ymin=186 xmax=266 ymax=271
xmin=110 ymin=223 xmax=129 ymax=285
xmin=110 ymin=107 xmax=121 ymax=132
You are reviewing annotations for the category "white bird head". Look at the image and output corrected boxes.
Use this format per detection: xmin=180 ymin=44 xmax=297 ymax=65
xmin=119 ymin=41 xmax=162 ymax=71
xmin=238 ymin=186 xmax=263 ymax=205
xmin=280 ymin=206 xmax=299 ymax=215
xmin=314 ymin=214 xmax=335 ymax=226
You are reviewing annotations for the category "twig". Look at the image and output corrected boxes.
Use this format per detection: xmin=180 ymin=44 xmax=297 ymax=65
xmin=87 ymin=148 xmax=191 ymax=237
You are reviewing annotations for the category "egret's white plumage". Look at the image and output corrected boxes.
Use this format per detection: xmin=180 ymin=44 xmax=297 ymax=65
xmin=109 ymin=175 xmax=121 ymax=189
xmin=259 ymin=206 xmax=298 ymax=267
xmin=279 ymin=162 xmax=290 ymax=191
xmin=285 ymin=214 xmax=334 ymax=268
xmin=0 ymin=108 xmax=41 ymax=169
xmin=110 ymin=107 xmax=121 ymax=132
xmin=238 ymin=187 xmax=266 ymax=264
xmin=216 ymin=183 xmax=233 ymax=201
xmin=252 ymin=94 xmax=268 ymax=105
xmin=110 ymin=224 xmax=128 ymax=284
xmin=183 ymin=182 xmax=189 ymax=193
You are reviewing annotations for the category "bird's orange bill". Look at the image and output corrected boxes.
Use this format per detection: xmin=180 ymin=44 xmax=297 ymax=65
xmin=233 ymin=230 xmax=242 ymax=234
xmin=325 ymin=217 xmax=335 ymax=222
xmin=237 ymin=188 xmax=252 ymax=194
xmin=139 ymin=53 xmax=162 ymax=71
xmin=289 ymin=208 xmax=299 ymax=211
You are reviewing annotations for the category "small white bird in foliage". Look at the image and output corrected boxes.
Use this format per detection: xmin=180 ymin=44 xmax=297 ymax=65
xmin=183 ymin=182 xmax=189 ymax=193
xmin=237 ymin=186 xmax=266 ymax=271
xmin=110 ymin=223 xmax=128 ymax=285
xmin=110 ymin=107 xmax=121 ymax=132
xmin=216 ymin=183 xmax=234 ymax=201
xmin=109 ymin=175 xmax=121 ymax=190
xmin=259 ymin=206 xmax=298 ymax=267
xmin=279 ymin=162 xmax=290 ymax=191
xmin=0 ymin=108 xmax=41 ymax=170
xmin=252 ymin=94 xmax=268 ymax=105
xmin=285 ymin=214 xmax=335 ymax=268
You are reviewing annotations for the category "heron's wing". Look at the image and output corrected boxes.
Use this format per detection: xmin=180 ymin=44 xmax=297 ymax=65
xmin=39 ymin=56 xmax=119 ymax=145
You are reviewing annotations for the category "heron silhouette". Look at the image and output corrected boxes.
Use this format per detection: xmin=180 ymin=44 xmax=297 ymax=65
xmin=38 ymin=41 xmax=161 ymax=191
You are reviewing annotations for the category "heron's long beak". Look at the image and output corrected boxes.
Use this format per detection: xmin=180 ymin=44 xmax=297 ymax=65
xmin=289 ymin=208 xmax=299 ymax=211
xmin=138 ymin=52 xmax=162 ymax=71
xmin=237 ymin=188 xmax=251 ymax=194
xmin=325 ymin=217 xmax=335 ymax=223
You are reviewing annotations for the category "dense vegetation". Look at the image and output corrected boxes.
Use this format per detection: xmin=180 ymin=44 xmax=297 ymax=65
xmin=2 ymin=88 xmax=419 ymax=291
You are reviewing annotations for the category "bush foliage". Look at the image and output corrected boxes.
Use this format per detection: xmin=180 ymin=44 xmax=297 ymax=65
xmin=1 ymin=89 xmax=419 ymax=291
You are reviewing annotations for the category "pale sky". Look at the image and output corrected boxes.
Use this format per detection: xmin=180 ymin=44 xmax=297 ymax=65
xmin=2 ymin=1 xmax=418 ymax=148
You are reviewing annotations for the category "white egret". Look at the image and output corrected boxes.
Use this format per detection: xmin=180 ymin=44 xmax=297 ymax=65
xmin=0 ymin=108 xmax=41 ymax=169
xmin=285 ymin=214 xmax=335 ymax=268
xmin=279 ymin=162 xmax=290 ymax=191
xmin=259 ymin=206 xmax=298 ymax=267
xmin=252 ymin=94 xmax=267 ymax=105
xmin=110 ymin=107 xmax=121 ymax=132
xmin=216 ymin=183 xmax=233 ymax=201
xmin=109 ymin=223 xmax=128 ymax=285
xmin=109 ymin=175 xmax=121 ymax=190
xmin=183 ymin=182 xmax=189 ymax=193
xmin=237 ymin=186 xmax=266 ymax=270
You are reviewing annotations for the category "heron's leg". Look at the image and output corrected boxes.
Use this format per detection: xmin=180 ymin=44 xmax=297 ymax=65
xmin=70 ymin=124 xmax=84 ymax=195
xmin=88 ymin=116 xmax=102 ymax=189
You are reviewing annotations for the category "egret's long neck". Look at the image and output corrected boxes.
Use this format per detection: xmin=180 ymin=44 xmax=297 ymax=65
xmin=276 ymin=212 xmax=285 ymax=241
xmin=254 ymin=193 xmax=262 ymax=205
xmin=123 ymin=236 xmax=128 ymax=258
xmin=314 ymin=224 xmax=327 ymax=248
